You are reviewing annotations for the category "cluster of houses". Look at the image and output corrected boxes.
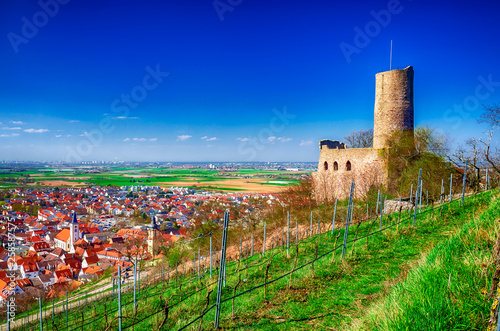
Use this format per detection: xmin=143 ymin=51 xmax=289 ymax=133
xmin=0 ymin=185 xmax=279 ymax=306
xmin=0 ymin=212 xmax=137 ymax=304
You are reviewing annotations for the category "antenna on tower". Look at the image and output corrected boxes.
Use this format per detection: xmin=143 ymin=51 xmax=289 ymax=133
xmin=390 ymin=40 xmax=393 ymax=71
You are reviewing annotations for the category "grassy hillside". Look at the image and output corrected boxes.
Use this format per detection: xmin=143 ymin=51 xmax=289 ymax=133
xmin=353 ymin=192 xmax=500 ymax=330
xmin=10 ymin=190 xmax=498 ymax=330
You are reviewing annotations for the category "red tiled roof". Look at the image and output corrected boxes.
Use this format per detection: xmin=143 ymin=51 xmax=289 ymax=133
xmin=31 ymin=242 xmax=51 ymax=251
xmin=16 ymin=278 xmax=32 ymax=287
xmin=81 ymin=266 xmax=102 ymax=276
xmin=55 ymin=229 xmax=70 ymax=242
xmin=83 ymin=256 xmax=99 ymax=265
xmin=55 ymin=269 xmax=73 ymax=279
xmin=97 ymin=249 xmax=122 ymax=258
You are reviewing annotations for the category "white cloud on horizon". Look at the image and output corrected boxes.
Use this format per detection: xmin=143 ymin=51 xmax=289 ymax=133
xmin=299 ymin=140 xmax=312 ymax=146
xmin=123 ymin=137 xmax=156 ymax=142
xmin=237 ymin=137 xmax=249 ymax=142
xmin=24 ymin=128 xmax=49 ymax=133
xmin=206 ymin=137 xmax=217 ymax=141
xmin=177 ymin=135 xmax=192 ymax=141
xmin=3 ymin=127 xmax=21 ymax=130
xmin=69 ymin=120 xmax=80 ymax=123
xmin=113 ymin=116 xmax=139 ymax=120
xmin=55 ymin=135 xmax=62 ymax=138
xmin=201 ymin=136 xmax=208 ymax=140
xmin=278 ymin=137 xmax=293 ymax=142
xmin=268 ymin=136 xmax=293 ymax=143
xmin=11 ymin=121 xmax=23 ymax=124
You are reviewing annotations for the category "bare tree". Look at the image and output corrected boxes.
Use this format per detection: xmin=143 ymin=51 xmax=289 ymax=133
xmin=122 ymin=236 xmax=146 ymax=264
xmin=343 ymin=129 xmax=373 ymax=148
xmin=381 ymin=127 xmax=454 ymax=196
xmin=415 ymin=126 xmax=451 ymax=157
xmin=479 ymin=103 xmax=500 ymax=129
xmin=477 ymin=104 xmax=500 ymax=173
xmin=451 ymin=139 xmax=483 ymax=190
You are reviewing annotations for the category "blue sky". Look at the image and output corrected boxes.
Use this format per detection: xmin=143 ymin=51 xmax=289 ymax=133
xmin=1 ymin=0 xmax=499 ymax=162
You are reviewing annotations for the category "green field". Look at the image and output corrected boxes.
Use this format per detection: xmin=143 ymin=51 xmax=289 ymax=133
xmin=0 ymin=166 xmax=305 ymax=192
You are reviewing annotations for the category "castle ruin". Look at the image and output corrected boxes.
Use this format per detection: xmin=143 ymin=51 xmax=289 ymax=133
xmin=312 ymin=66 xmax=414 ymax=201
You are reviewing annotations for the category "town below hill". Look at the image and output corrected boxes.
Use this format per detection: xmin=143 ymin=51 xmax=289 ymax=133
xmin=0 ymin=181 xmax=284 ymax=310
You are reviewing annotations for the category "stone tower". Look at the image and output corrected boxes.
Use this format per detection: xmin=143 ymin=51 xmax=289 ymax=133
xmin=373 ymin=66 xmax=414 ymax=149
xmin=312 ymin=66 xmax=415 ymax=201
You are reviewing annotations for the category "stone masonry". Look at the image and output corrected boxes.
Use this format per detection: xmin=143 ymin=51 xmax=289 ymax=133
xmin=313 ymin=66 xmax=415 ymax=201
xmin=373 ymin=66 xmax=414 ymax=149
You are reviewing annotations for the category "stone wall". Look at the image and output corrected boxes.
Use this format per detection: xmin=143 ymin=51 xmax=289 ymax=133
xmin=312 ymin=148 xmax=387 ymax=201
xmin=384 ymin=199 xmax=412 ymax=214
xmin=373 ymin=66 xmax=414 ymax=149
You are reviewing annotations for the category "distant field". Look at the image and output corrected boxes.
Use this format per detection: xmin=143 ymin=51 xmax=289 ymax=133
xmin=0 ymin=167 xmax=308 ymax=193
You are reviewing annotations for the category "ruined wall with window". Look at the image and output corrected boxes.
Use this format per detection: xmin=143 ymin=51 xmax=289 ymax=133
xmin=313 ymin=144 xmax=387 ymax=200
xmin=312 ymin=66 xmax=414 ymax=201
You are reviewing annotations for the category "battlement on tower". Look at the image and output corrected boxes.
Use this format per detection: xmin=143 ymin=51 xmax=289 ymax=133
xmin=319 ymin=140 xmax=346 ymax=150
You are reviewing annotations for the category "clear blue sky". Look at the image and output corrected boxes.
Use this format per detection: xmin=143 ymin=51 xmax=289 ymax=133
xmin=1 ymin=0 xmax=499 ymax=162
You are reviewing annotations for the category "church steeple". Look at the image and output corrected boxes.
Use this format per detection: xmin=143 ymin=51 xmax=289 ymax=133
xmin=151 ymin=215 xmax=158 ymax=230
xmin=148 ymin=214 xmax=159 ymax=257
xmin=69 ymin=210 xmax=80 ymax=253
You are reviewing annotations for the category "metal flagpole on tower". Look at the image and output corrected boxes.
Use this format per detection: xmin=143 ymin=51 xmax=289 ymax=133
xmin=390 ymin=40 xmax=393 ymax=70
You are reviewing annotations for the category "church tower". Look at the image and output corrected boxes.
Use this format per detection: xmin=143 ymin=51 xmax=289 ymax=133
xmin=69 ymin=211 xmax=80 ymax=253
xmin=147 ymin=215 xmax=159 ymax=257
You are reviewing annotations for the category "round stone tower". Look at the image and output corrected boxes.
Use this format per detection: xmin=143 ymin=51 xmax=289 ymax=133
xmin=373 ymin=66 xmax=414 ymax=149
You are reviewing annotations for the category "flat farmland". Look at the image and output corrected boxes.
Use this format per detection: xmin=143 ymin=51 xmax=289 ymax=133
xmin=0 ymin=167 xmax=309 ymax=193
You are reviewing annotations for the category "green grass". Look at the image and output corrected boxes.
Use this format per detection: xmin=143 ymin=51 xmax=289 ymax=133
xmin=9 ymin=190 xmax=497 ymax=330
xmin=213 ymin=193 xmax=496 ymax=331
xmin=189 ymin=186 xmax=246 ymax=192
xmin=353 ymin=193 xmax=500 ymax=331
xmin=260 ymin=180 xmax=299 ymax=186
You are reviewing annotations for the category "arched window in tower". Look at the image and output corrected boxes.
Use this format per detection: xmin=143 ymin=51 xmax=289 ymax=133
xmin=324 ymin=161 xmax=328 ymax=171
xmin=333 ymin=162 xmax=338 ymax=171
xmin=346 ymin=161 xmax=352 ymax=171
